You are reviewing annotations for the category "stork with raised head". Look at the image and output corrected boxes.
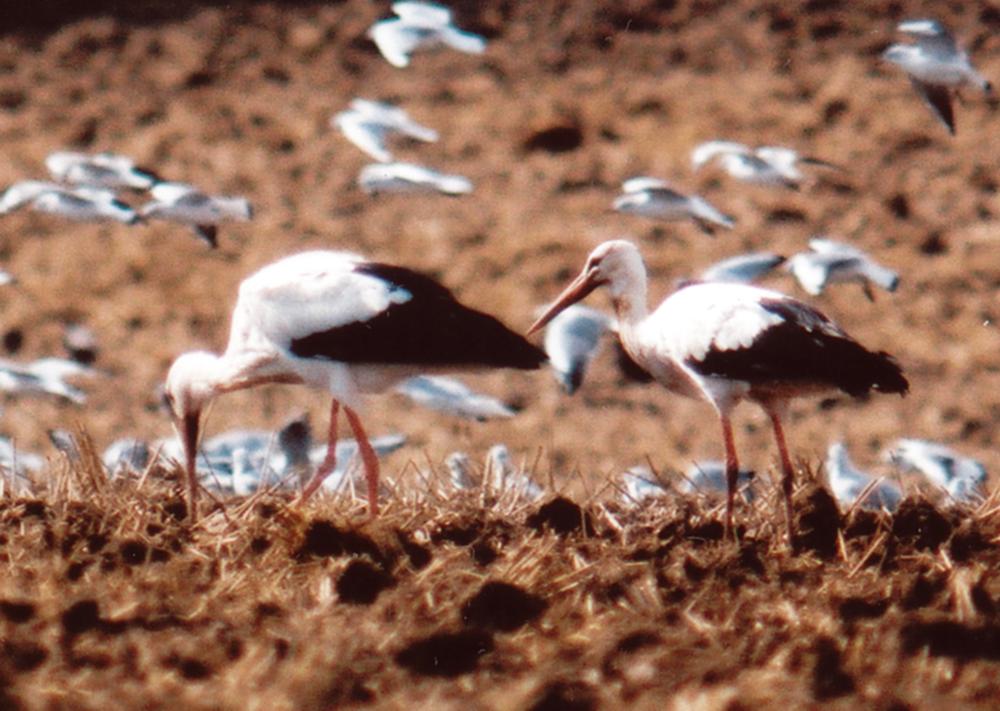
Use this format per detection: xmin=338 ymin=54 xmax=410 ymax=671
xmin=164 ymin=249 xmax=545 ymax=520
xmin=529 ymin=240 xmax=908 ymax=539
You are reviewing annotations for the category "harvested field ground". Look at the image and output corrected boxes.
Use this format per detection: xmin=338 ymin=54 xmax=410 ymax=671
xmin=1 ymin=0 xmax=1000 ymax=708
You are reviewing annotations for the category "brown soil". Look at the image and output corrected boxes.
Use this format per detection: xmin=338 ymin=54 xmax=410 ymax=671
xmin=1 ymin=1 xmax=999 ymax=708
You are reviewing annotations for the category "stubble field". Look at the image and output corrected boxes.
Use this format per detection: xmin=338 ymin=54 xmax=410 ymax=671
xmin=1 ymin=1 xmax=999 ymax=708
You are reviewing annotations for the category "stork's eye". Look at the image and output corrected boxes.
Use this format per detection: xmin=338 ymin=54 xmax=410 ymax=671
xmin=161 ymin=390 xmax=174 ymax=413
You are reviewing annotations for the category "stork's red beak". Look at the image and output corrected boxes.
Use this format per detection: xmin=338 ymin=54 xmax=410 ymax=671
xmin=528 ymin=269 xmax=602 ymax=335
xmin=180 ymin=412 xmax=201 ymax=519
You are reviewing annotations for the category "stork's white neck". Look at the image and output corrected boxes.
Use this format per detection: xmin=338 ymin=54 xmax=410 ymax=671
xmin=606 ymin=259 xmax=649 ymax=332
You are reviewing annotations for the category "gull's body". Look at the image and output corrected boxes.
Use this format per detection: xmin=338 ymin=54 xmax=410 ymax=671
xmin=886 ymin=438 xmax=986 ymax=503
xmin=140 ymin=182 xmax=253 ymax=247
xmin=358 ymin=161 xmax=473 ymax=196
xmin=692 ymin=141 xmax=840 ymax=188
xmin=882 ymin=19 xmax=991 ymax=134
xmin=826 ymin=441 xmax=902 ymax=513
xmin=30 ymin=186 xmax=140 ymax=224
xmin=542 ymin=304 xmax=611 ymax=394
xmin=333 ymin=98 xmax=439 ymax=163
xmin=620 ymin=465 xmax=669 ymax=505
xmin=45 ymin=151 xmax=158 ymax=190
xmin=529 ymin=240 xmax=908 ymax=538
xmin=368 ymin=1 xmax=486 ymax=68
xmin=680 ymin=460 xmax=756 ymax=502
xmin=699 ymin=252 xmax=786 ymax=285
xmin=395 ymin=374 xmax=515 ymax=421
xmin=0 ymin=357 xmax=96 ymax=404
xmin=785 ymin=238 xmax=899 ymax=301
xmin=613 ymin=177 xmax=734 ymax=234
xmin=163 ymin=249 xmax=545 ymax=518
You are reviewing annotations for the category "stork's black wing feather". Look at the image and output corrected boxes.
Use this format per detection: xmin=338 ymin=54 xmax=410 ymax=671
xmin=290 ymin=263 xmax=546 ymax=369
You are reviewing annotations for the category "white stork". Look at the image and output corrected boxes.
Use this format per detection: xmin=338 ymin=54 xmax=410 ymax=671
xmin=528 ymin=240 xmax=908 ymax=539
xmin=164 ymin=250 xmax=545 ymax=519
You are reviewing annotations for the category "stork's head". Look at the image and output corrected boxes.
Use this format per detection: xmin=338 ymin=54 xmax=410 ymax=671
xmin=528 ymin=240 xmax=645 ymax=335
xmin=163 ymin=350 xmax=224 ymax=517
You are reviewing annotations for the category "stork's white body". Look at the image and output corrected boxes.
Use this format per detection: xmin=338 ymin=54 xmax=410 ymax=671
xmin=164 ymin=249 xmax=544 ymax=518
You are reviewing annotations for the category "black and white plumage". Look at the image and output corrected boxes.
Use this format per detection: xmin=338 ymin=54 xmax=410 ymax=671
xmin=885 ymin=438 xmax=987 ymax=503
xmin=698 ymin=252 xmax=786 ymax=285
xmin=612 ymin=177 xmax=734 ymax=234
xmin=394 ymin=375 xmax=516 ymax=420
xmin=45 ymin=151 xmax=159 ymax=190
xmin=367 ymin=1 xmax=487 ymax=68
xmin=691 ymin=141 xmax=840 ymax=189
xmin=358 ymin=161 xmax=473 ymax=196
xmin=882 ymin=19 xmax=991 ymax=135
xmin=529 ymin=240 xmax=908 ymax=538
xmin=541 ymin=304 xmax=611 ymax=394
xmin=826 ymin=441 xmax=902 ymax=513
xmin=140 ymin=182 xmax=253 ymax=247
xmin=785 ymin=238 xmax=899 ymax=301
xmin=332 ymin=98 xmax=439 ymax=163
xmin=163 ymin=250 xmax=545 ymax=518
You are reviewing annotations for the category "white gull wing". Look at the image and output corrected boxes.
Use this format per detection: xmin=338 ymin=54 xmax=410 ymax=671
xmin=349 ymin=99 xmax=440 ymax=142
xmin=699 ymin=252 xmax=785 ymax=284
xmin=392 ymin=1 xmax=453 ymax=25
xmin=0 ymin=181 xmax=62 ymax=213
xmin=690 ymin=140 xmax=751 ymax=169
xmin=826 ymin=441 xmax=901 ymax=512
xmin=142 ymin=182 xmax=252 ymax=223
xmin=46 ymin=151 xmax=156 ymax=190
xmin=620 ymin=176 xmax=670 ymax=193
xmin=367 ymin=20 xmax=425 ymax=68
xmin=333 ymin=111 xmax=394 ymax=162
xmin=358 ymin=162 xmax=472 ymax=195
xmin=897 ymin=19 xmax=958 ymax=56
xmin=395 ymin=375 xmax=515 ymax=420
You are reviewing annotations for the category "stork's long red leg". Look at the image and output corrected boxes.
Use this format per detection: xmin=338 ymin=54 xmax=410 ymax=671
xmin=298 ymin=400 xmax=340 ymax=502
xmin=720 ymin=413 xmax=739 ymax=539
xmin=344 ymin=406 xmax=380 ymax=518
xmin=766 ymin=406 xmax=796 ymax=542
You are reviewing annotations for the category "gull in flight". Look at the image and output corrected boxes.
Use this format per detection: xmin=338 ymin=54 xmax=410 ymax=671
xmin=368 ymin=1 xmax=487 ymax=68
xmin=45 ymin=151 xmax=159 ymax=190
xmin=541 ymin=304 xmax=611 ymax=394
xmin=784 ymin=238 xmax=899 ymax=301
xmin=698 ymin=252 xmax=786 ymax=285
xmin=613 ymin=177 xmax=734 ymax=235
xmin=882 ymin=18 xmax=991 ymax=135
xmin=826 ymin=441 xmax=902 ymax=513
xmin=394 ymin=374 xmax=516 ymax=421
xmin=691 ymin=141 xmax=841 ymax=189
xmin=0 ymin=181 xmax=138 ymax=224
xmin=140 ymin=182 xmax=253 ymax=247
xmin=885 ymin=438 xmax=987 ymax=503
xmin=332 ymin=98 xmax=439 ymax=163
xmin=30 ymin=186 xmax=140 ymax=224
xmin=358 ymin=161 xmax=473 ymax=196
xmin=0 ymin=357 xmax=97 ymax=404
